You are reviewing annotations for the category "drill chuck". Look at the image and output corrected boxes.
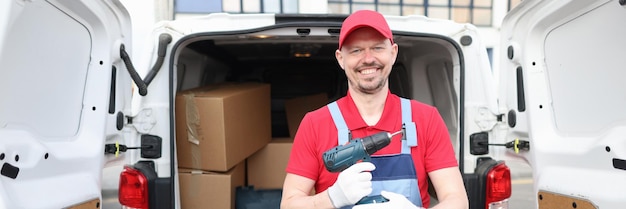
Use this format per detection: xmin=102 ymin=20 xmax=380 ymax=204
xmin=361 ymin=132 xmax=392 ymax=155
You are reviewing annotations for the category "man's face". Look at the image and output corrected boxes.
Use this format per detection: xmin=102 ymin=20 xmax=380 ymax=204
xmin=336 ymin=27 xmax=398 ymax=95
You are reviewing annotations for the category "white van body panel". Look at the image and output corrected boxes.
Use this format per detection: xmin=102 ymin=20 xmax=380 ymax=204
xmin=0 ymin=0 xmax=132 ymax=208
xmin=500 ymin=0 xmax=626 ymax=207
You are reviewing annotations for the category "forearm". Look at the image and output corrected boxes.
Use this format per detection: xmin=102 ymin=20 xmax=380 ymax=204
xmin=428 ymin=194 xmax=469 ymax=209
xmin=281 ymin=190 xmax=336 ymax=209
xmin=426 ymin=167 xmax=469 ymax=209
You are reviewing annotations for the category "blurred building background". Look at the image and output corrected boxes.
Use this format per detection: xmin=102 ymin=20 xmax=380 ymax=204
xmin=173 ymin=0 xmax=522 ymax=27
xmin=121 ymin=0 xmax=524 ymax=81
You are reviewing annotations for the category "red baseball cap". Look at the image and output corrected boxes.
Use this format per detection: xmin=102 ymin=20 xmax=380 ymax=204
xmin=338 ymin=10 xmax=394 ymax=50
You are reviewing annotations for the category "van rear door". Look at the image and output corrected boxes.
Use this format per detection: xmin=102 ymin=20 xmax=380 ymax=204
xmin=499 ymin=0 xmax=626 ymax=208
xmin=0 ymin=0 xmax=132 ymax=208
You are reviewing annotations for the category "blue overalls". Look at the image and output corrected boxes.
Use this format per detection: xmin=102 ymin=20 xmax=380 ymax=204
xmin=327 ymin=98 xmax=423 ymax=208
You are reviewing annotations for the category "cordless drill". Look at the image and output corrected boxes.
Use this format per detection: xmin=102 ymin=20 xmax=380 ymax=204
xmin=322 ymin=131 xmax=403 ymax=204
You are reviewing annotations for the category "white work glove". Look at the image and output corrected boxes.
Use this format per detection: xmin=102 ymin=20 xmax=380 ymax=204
xmin=327 ymin=162 xmax=376 ymax=208
xmin=352 ymin=191 xmax=425 ymax=209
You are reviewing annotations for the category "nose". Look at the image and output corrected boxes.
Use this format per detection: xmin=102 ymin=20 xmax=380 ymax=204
xmin=362 ymin=49 xmax=376 ymax=63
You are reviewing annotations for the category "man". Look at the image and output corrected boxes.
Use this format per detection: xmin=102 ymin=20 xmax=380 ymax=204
xmin=281 ymin=10 xmax=468 ymax=209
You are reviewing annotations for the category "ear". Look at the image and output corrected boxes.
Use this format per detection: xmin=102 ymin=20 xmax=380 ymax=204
xmin=335 ymin=49 xmax=345 ymax=70
xmin=390 ymin=43 xmax=399 ymax=65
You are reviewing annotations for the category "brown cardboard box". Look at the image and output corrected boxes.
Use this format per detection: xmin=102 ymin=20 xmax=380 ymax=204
xmin=176 ymin=83 xmax=272 ymax=172
xmin=178 ymin=163 xmax=245 ymax=209
xmin=246 ymin=138 xmax=293 ymax=189
xmin=284 ymin=93 xmax=328 ymax=137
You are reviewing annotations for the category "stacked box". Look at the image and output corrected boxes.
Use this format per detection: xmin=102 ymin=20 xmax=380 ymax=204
xmin=246 ymin=138 xmax=293 ymax=189
xmin=284 ymin=93 xmax=329 ymax=137
xmin=246 ymin=93 xmax=328 ymax=190
xmin=178 ymin=163 xmax=245 ymax=209
xmin=175 ymin=82 xmax=272 ymax=172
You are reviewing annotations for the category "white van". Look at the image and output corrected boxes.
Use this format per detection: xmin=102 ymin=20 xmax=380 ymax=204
xmin=0 ymin=0 xmax=623 ymax=208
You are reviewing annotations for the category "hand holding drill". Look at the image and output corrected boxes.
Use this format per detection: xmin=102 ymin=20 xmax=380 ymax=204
xmin=327 ymin=162 xmax=376 ymax=208
xmin=323 ymin=131 xmax=403 ymax=207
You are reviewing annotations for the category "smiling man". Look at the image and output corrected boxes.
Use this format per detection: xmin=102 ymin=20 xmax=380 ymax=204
xmin=281 ymin=10 xmax=469 ymax=209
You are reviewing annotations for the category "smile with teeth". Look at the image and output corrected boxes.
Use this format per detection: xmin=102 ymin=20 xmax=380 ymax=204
xmin=359 ymin=69 xmax=378 ymax=75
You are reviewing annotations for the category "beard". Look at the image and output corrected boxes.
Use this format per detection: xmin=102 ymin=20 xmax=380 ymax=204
xmin=349 ymin=63 xmax=388 ymax=94
xmin=354 ymin=77 xmax=387 ymax=94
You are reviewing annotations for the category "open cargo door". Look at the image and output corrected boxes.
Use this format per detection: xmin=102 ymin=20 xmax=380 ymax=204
xmin=0 ymin=0 xmax=133 ymax=208
xmin=499 ymin=0 xmax=626 ymax=208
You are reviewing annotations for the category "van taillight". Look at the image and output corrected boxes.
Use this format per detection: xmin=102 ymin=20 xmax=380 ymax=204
xmin=485 ymin=163 xmax=511 ymax=209
xmin=119 ymin=165 xmax=149 ymax=209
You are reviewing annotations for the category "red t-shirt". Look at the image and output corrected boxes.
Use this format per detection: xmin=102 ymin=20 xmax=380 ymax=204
xmin=285 ymin=91 xmax=458 ymax=207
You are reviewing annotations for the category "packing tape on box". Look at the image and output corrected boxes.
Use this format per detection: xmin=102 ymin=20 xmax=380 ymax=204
xmin=190 ymin=145 xmax=202 ymax=168
xmin=186 ymin=170 xmax=203 ymax=201
xmin=184 ymin=93 xmax=204 ymax=170
xmin=191 ymin=143 xmax=202 ymax=169
xmin=184 ymin=94 xmax=201 ymax=145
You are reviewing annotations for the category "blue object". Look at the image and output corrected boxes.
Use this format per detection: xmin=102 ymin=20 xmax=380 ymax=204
xmin=356 ymin=195 xmax=389 ymax=204
xmin=236 ymin=186 xmax=282 ymax=209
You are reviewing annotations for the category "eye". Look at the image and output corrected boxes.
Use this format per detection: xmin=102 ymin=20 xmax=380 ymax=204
xmin=373 ymin=46 xmax=385 ymax=51
xmin=350 ymin=49 xmax=363 ymax=54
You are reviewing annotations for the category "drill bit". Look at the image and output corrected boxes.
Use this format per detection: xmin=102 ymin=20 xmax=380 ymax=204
xmin=389 ymin=130 xmax=403 ymax=138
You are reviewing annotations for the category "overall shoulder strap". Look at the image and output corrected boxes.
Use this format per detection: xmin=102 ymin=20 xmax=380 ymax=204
xmin=327 ymin=101 xmax=350 ymax=145
xmin=401 ymin=98 xmax=418 ymax=150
